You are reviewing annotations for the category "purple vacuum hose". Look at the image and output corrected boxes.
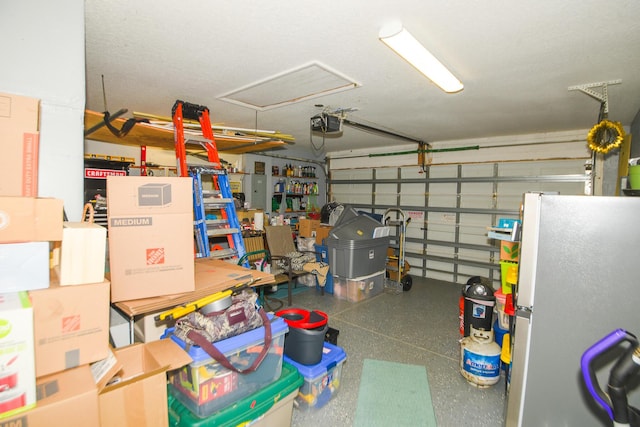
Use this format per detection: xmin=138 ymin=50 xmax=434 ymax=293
xmin=581 ymin=329 xmax=631 ymax=420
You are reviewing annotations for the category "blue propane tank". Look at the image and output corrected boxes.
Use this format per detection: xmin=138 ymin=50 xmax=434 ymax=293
xmin=460 ymin=327 xmax=501 ymax=388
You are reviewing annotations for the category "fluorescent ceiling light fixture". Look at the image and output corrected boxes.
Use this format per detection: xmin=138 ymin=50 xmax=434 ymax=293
xmin=379 ymin=24 xmax=463 ymax=93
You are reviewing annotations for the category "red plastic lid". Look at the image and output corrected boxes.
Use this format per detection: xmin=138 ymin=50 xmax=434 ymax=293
xmin=276 ymin=308 xmax=328 ymax=329
xmin=504 ymin=294 xmax=515 ymax=316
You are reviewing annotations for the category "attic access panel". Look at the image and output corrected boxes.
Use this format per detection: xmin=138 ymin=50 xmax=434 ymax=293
xmin=218 ymin=61 xmax=360 ymax=111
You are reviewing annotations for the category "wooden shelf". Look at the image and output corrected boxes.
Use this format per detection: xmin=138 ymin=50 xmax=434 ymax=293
xmin=84 ymin=110 xmax=291 ymax=154
xmin=272 ymin=175 xmax=319 ymax=179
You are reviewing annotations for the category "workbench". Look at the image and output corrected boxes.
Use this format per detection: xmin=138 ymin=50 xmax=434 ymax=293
xmin=111 ymin=258 xmax=275 ymax=345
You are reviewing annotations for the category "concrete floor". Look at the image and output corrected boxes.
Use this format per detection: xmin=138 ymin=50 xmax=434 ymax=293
xmin=277 ymin=276 xmax=506 ymax=427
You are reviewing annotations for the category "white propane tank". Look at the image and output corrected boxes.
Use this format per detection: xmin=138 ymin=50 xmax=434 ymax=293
xmin=460 ymin=327 xmax=502 ymax=388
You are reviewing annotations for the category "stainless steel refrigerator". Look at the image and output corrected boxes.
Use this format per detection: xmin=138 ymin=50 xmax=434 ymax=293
xmin=505 ymin=193 xmax=640 ymax=426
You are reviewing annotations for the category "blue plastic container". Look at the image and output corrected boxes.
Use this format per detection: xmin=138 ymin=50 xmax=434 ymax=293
xmin=162 ymin=316 xmax=288 ymax=418
xmin=315 ymin=245 xmax=334 ymax=294
xmin=493 ymin=319 xmax=509 ymax=371
xmin=284 ymin=341 xmax=347 ymax=412
xmin=493 ymin=319 xmax=508 ymax=348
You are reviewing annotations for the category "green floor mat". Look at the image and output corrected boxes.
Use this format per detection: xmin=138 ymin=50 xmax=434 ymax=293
xmin=354 ymin=359 xmax=437 ymax=427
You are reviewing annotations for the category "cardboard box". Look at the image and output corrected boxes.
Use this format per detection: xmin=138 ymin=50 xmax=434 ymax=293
xmin=29 ymin=277 xmax=110 ymax=377
xmin=0 ymin=197 xmax=63 ymax=243
xmin=99 ymin=340 xmax=192 ymax=427
xmin=90 ymin=347 xmax=123 ymax=391
xmin=298 ymin=219 xmax=320 ymax=238
xmin=316 ymin=224 xmax=332 ymax=245
xmin=0 ymin=292 xmax=36 ymax=419
xmin=133 ymin=309 xmax=175 ymax=343
xmin=236 ymin=209 xmax=265 ymax=228
xmin=57 ymin=221 xmax=107 ymax=285
xmin=0 ymin=92 xmax=40 ymax=197
xmin=106 ymin=176 xmax=195 ymax=302
xmin=0 ymin=365 xmax=100 ymax=427
xmin=0 ymin=241 xmax=50 ymax=292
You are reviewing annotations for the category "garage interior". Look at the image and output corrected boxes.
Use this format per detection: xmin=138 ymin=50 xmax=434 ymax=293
xmin=2 ymin=1 xmax=640 ymax=426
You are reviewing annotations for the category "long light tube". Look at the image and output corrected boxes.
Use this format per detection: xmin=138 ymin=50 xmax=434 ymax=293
xmin=379 ymin=24 xmax=463 ymax=93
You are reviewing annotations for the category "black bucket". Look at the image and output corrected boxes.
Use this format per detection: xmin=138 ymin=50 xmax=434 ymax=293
xmin=276 ymin=309 xmax=328 ymax=365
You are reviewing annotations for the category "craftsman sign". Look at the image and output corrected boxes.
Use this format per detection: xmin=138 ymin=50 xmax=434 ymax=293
xmin=85 ymin=168 xmax=127 ymax=179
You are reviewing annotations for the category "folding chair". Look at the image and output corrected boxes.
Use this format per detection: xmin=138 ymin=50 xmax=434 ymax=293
xmin=264 ymin=225 xmax=327 ymax=306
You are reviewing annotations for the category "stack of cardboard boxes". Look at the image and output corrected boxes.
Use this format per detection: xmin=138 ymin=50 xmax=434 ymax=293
xmin=0 ymin=91 xmax=298 ymax=426
xmin=297 ymin=218 xmax=332 ymax=246
xmin=0 ymin=92 xmax=196 ymax=426
xmin=0 ymin=91 xmax=110 ymax=424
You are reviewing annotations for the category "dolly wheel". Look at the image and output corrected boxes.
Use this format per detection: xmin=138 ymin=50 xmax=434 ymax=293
xmin=401 ymin=275 xmax=413 ymax=292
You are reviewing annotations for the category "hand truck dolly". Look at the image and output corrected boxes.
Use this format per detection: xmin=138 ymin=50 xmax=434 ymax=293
xmin=383 ymin=208 xmax=412 ymax=292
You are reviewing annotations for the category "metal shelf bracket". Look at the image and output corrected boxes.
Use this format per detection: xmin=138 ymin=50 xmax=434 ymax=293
xmin=568 ymin=79 xmax=622 ymax=114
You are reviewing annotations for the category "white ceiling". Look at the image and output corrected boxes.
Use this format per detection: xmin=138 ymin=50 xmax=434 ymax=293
xmin=84 ymin=0 xmax=640 ymax=160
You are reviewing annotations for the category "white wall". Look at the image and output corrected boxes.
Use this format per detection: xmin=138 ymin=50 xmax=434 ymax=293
xmin=0 ymin=1 xmax=85 ymax=220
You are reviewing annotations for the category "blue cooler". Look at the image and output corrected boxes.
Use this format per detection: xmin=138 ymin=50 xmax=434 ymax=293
xmin=284 ymin=342 xmax=346 ymax=412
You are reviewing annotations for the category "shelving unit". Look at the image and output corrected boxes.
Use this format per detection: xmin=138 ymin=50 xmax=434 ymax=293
xmin=271 ymin=175 xmax=320 ymax=215
xmin=83 ymin=155 xmax=135 ymax=228
xmin=84 ymin=110 xmax=291 ymax=154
